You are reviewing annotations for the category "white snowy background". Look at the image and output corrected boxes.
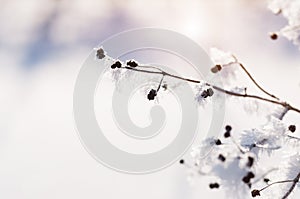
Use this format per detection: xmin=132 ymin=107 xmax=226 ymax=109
xmin=0 ymin=0 xmax=300 ymax=198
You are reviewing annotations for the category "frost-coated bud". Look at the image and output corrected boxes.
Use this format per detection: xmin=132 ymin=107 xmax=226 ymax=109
xmin=211 ymin=64 xmax=222 ymax=73
xmin=95 ymin=48 xmax=105 ymax=59
xmin=111 ymin=61 xmax=122 ymax=69
xmin=251 ymin=189 xmax=260 ymax=197
xmin=126 ymin=60 xmax=138 ymax=68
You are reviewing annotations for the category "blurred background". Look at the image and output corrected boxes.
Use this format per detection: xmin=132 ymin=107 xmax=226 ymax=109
xmin=0 ymin=0 xmax=300 ymax=198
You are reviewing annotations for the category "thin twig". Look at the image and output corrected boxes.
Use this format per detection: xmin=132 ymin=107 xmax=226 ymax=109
xmin=259 ymin=180 xmax=295 ymax=192
xmin=122 ymin=66 xmax=300 ymax=114
xmin=279 ymin=107 xmax=289 ymax=120
xmin=230 ymin=136 xmax=246 ymax=154
xmin=282 ymin=171 xmax=300 ymax=199
xmin=252 ymin=168 xmax=279 ymax=185
xmin=157 ymin=75 xmax=165 ymax=92
xmin=139 ymin=65 xmax=164 ymax=72
xmin=224 ymin=55 xmax=279 ymax=100
xmin=287 ymin=135 xmax=300 ymax=141
xmin=238 ymin=63 xmax=279 ymax=100
xmin=253 ymin=171 xmax=300 ymax=198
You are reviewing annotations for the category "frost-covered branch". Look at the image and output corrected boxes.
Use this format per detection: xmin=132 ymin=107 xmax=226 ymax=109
xmin=104 ymin=53 xmax=300 ymax=114
xmin=282 ymin=171 xmax=300 ymax=199
xmin=251 ymin=171 xmax=300 ymax=198
xmin=214 ymin=54 xmax=279 ymax=100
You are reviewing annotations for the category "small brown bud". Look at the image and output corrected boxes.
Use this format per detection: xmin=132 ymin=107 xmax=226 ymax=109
xmin=251 ymin=189 xmax=260 ymax=197
xmin=270 ymin=33 xmax=278 ymax=40
xmin=211 ymin=65 xmax=222 ymax=73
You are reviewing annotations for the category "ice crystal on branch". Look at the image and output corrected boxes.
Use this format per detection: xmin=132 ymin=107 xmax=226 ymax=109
xmin=209 ymin=48 xmax=239 ymax=86
xmin=194 ymin=82 xmax=214 ymax=106
xmin=95 ymin=40 xmax=300 ymax=198
xmin=210 ymin=48 xmax=237 ymax=66
xmin=268 ymin=0 xmax=300 ymax=49
xmin=240 ymin=116 xmax=287 ymax=154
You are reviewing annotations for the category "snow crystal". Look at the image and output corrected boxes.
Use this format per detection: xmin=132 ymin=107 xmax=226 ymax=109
xmin=269 ymin=0 xmax=300 ymax=49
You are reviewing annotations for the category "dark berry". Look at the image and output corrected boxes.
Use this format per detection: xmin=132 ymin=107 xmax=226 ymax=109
xmin=207 ymin=88 xmax=214 ymax=97
xmin=288 ymin=125 xmax=296 ymax=133
xmin=225 ymin=125 xmax=232 ymax=132
xmin=247 ymin=172 xmax=255 ymax=179
xmin=179 ymin=159 xmax=184 ymax=164
xmin=201 ymin=89 xmax=214 ymax=98
xmin=263 ymin=178 xmax=270 ymax=183
xmin=251 ymin=189 xmax=260 ymax=197
xmin=201 ymin=90 xmax=209 ymax=98
xmin=247 ymin=157 xmax=254 ymax=168
xmin=242 ymin=176 xmax=250 ymax=184
xmin=218 ymin=154 xmax=226 ymax=162
xmin=111 ymin=61 xmax=122 ymax=69
xmin=147 ymin=89 xmax=157 ymax=100
xmin=126 ymin=60 xmax=138 ymax=68
xmin=215 ymin=139 xmax=222 ymax=145
xmin=209 ymin=183 xmax=220 ymax=189
xmin=96 ymin=48 xmax=105 ymax=59
xmin=270 ymin=33 xmax=278 ymax=40
xmin=224 ymin=131 xmax=231 ymax=138
xmin=243 ymin=172 xmax=255 ymax=184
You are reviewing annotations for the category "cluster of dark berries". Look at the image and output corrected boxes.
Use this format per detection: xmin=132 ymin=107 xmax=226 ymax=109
xmin=269 ymin=32 xmax=278 ymax=40
xmin=111 ymin=61 xmax=122 ymax=69
xmin=288 ymin=125 xmax=296 ymax=133
xmin=126 ymin=60 xmax=138 ymax=68
xmin=209 ymin=183 xmax=220 ymax=189
xmin=211 ymin=64 xmax=222 ymax=73
xmin=242 ymin=171 xmax=255 ymax=184
xmin=201 ymin=88 xmax=214 ymax=98
xmin=95 ymin=48 xmax=105 ymax=59
xmin=224 ymin=125 xmax=232 ymax=138
xmin=218 ymin=154 xmax=226 ymax=162
xmin=147 ymin=89 xmax=157 ymax=100
xmin=251 ymin=189 xmax=260 ymax=197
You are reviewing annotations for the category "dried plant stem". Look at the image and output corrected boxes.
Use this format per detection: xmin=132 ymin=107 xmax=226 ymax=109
xmin=252 ymin=168 xmax=279 ymax=185
xmin=156 ymin=75 xmax=165 ymax=92
xmin=122 ymin=66 xmax=300 ymax=114
xmin=252 ymin=171 xmax=300 ymax=198
xmin=259 ymin=180 xmax=295 ymax=192
xmin=282 ymin=171 xmax=300 ymax=199
xmin=238 ymin=63 xmax=279 ymax=100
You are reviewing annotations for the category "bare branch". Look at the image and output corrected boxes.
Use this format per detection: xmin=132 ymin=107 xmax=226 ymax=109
xmin=238 ymin=62 xmax=279 ymax=100
xmin=252 ymin=168 xmax=279 ymax=185
xmin=282 ymin=171 xmax=300 ymax=199
xmin=122 ymin=65 xmax=300 ymax=114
